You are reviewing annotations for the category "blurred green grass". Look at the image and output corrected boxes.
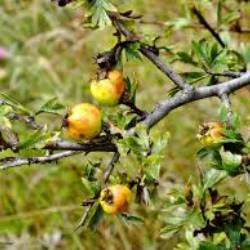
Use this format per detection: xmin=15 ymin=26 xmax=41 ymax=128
xmin=0 ymin=1 xmax=250 ymax=249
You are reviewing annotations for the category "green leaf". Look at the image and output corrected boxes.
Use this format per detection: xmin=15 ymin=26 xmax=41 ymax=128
xmin=36 ymin=97 xmax=64 ymax=116
xmin=123 ymin=42 xmax=141 ymax=61
xmin=152 ymin=131 xmax=170 ymax=155
xmin=81 ymin=177 xmax=100 ymax=196
xmin=120 ymin=213 xmax=144 ymax=223
xmin=125 ymin=77 xmax=138 ymax=104
xmin=222 ymin=128 xmax=243 ymax=143
xmin=226 ymin=50 xmax=246 ymax=72
xmin=87 ymin=204 xmax=104 ymax=230
xmin=0 ymin=93 xmax=31 ymax=115
xmin=219 ymin=148 xmax=242 ymax=176
xmin=197 ymin=148 xmax=213 ymax=160
xmin=160 ymin=224 xmax=182 ymax=239
xmin=210 ymin=43 xmax=221 ymax=64
xmin=118 ymin=124 xmax=151 ymax=162
xmin=199 ymin=242 xmax=227 ymax=250
xmin=225 ymin=218 xmax=244 ymax=249
xmin=118 ymin=136 xmax=142 ymax=155
xmin=161 ymin=210 xmax=204 ymax=240
xmin=189 ymin=39 xmax=246 ymax=75
xmin=144 ymin=155 xmax=161 ymax=180
xmin=0 ymin=105 xmax=12 ymax=118
xmin=181 ymin=71 xmax=208 ymax=85
xmin=135 ymin=124 xmax=150 ymax=151
xmin=84 ymin=161 xmax=101 ymax=181
xmin=175 ymin=52 xmax=197 ymax=66
xmin=192 ymin=40 xmax=211 ymax=69
xmin=241 ymin=238 xmax=250 ymax=249
xmin=86 ymin=0 xmax=117 ymax=29
xmin=19 ymin=130 xmax=60 ymax=150
xmin=202 ymin=169 xmax=227 ymax=192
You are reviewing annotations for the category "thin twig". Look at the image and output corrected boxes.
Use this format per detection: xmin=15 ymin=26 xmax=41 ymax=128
xmin=0 ymin=140 xmax=117 ymax=170
xmin=0 ymin=151 xmax=80 ymax=170
xmin=139 ymin=47 xmax=191 ymax=90
xmin=191 ymin=7 xmax=226 ymax=48
xmin=75 ymin=152 xmax=120 ymax=231
xmin=74 ymin=204 xmax=93 ymax=232
xmin=0 ymin=138 xmax=117 ymax=153
xmin=44 ymin=140 xmax=117 ymax=152
xmin=103 ymin=151 xmax=120 ymax=183
xmin=111 ymin=17 xmax=190 ymax=90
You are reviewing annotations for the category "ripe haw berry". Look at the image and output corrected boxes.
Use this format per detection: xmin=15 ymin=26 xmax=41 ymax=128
xmin=90 ymin=70 xmax=125 ymax=106
xmin=99 ymin=185 xmax=132 ymax=214
xmin=197 ymin=122 xmax=224 ymax=147
xmin=65 ymin=103 xmax=102 ymax=140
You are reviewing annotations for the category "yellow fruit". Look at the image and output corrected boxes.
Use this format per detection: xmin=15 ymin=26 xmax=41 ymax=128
xmin=90 ymin=70 xmax=125 ymax=106
xmin=197 ymin=122 xmax=224 ymax=147
xmin=66 ymin=103 xmax=102 ymax=140
xmin=99 ymin=185 xmax=132 ymax=214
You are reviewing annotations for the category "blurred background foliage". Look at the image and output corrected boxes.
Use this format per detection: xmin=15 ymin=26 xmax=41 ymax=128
xmin=0 ymin=0 xmax=250 ymax=249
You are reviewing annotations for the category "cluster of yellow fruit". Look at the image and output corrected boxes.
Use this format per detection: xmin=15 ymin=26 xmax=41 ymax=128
xmin=64 ymin=70 xmax=132 ymax=215
xmin=65 ymin=70 xmax=125 ymax=141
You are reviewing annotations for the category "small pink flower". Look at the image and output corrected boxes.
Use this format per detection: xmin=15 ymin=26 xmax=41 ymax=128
xmin=0 ymin=47 xmax=9 ymax=61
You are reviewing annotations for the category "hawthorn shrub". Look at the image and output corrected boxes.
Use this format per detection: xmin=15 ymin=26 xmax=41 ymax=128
xmin=0 ymin=0 xmax=250 ymax=249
